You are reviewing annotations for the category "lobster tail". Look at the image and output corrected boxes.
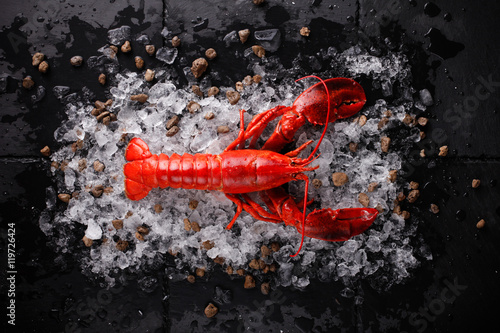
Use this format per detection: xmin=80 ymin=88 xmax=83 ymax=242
xmin=124 ymin=138 xmax=153 ymax=200
xmin=126 ymin=137 xmax=152 ymax=161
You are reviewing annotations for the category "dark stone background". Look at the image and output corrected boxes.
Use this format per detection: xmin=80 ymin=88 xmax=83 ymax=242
xmin=0 ymin=0 xmax=499 ymax=332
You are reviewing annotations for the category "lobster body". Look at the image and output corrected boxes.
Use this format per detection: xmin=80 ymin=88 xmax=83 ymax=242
xmin=124 ymin=138 xmax=316 ymax=200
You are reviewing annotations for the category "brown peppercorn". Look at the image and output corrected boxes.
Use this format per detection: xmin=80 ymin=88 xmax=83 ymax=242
xmin=135 ymin=231 xmax=145 ymax=241
xmin=261 ymin=282 xmax=270 ymax=295
xmin=186 ymin=101 xmax=201 ymax=113
xmin=91 ymin=185 xmax=104 ymax=198
xmin=58 ymin=193 xmax=71 ymax=203
xmin=145 ymin=69 xmax=155 ymax=82
xmin=213 ymin=256 xmax=225 ymax=265
xmin=40 ymin=146 xmax=51 ymax=157
xmin=249 ymin=259 xmax=260 ymax=270
xmin=252 ymin=45 xmax=265 ymax=58
xmin=38 ymin=61 xmax=49 ymax=73
xmin=439 ymin=145 xmax=448 ymax=157
xmin=93 ymin=160 xmax=105 ymax=172
xmin=171 ymin=36 xmax=181 ymax=47
xmin=381 ymin=137 xmax=391 ymax=153
xmin=407 ymin=190 xmax=420 ymax=203
xmin=109 ymin=45 xmax=118 ymax=54
xmin=205 ymin=48 xmax=217 ymax=60
xmin=253 ymin=75 xmax=262 ymax=83
xmin=22 ymin=76 xmax=35 ymax=90
xmin=191 ymin=58 xmax=208 ymax=79
xmin=195 ymin=267 xmax=205 ymax=277
xmin=78 ymin=159 xmax=87 ymax=172
xmin=243 ymin=75 xmax=253 ymax=86
xmin=191 ymin=221 xmax=201 ymax=232
xmin=103 ymin=187 xmax=113 ymax=195
xmin=183 ymin=218 xmax=192 ymax=231
xmin=418 ymin=117 xmax=428 ymax=126
xmin=300 ymin=27 xmax=311 ymax=37
xmin=349 ymin=142 xmax=358 ymax=152
xmin=388 ymin=170 xmax=397 ymax=182
xmin=312 ymin=178 xmax=322 ymax=188
xmin=189 ymin=199 xmax=199 ymax=210
xmin=472 ymin=179 xmax=481 ymax=188
xmin=332 ymin=172 xmax=349 ymax=186
xmin=261 ymin=245 xmax=271 ymax=258
xmin=270 ymin=241 xmax=280 ymax=252
xmin=112 ymin=219 xmax=123 ymax=230
xmin=145 ymin=44 xmax=156 ymax=55
xmin=204 ymin=303 xmax=218 ymax=318
xmin=358 ymin=193 xmax=370 ymax=207
xmin=102 ymin=116 xmax=111 ymax=126
xmin=244 ymin=275 xmax=256 ymax=289
xmin=82 ymin=236 xmax=93 ymax=247
xmin=420 ymin=149 xmax=426 ymax=157
xmin=98 ymin=73 xmax=106 ymax=85
xmin=204 ymin=112 xmax=215 ymax=120
xmin=238 ymin=29 xmax=250 ymax=43
xmin=166 ymin=115 xmax=180 ymax=130
xmin=368 ymin=182 xmax=378 ymax=192
xmin=96 ymin=111 xmax=110 ymax=122
xmin=226 ymin=90 xmax=240 ymax=105
xmin=207 ymin=86 xmax=220 ymax=97
xmin=32 ymin=52 xmax=45 ymax=66
xmin=192 ymin=85 xmax=203 ymax=97
xmin=125 ymin=211 xmax=133 ymax=218
xmin=137 ymin=225 xmax=150 ymax=235
xmin=166 ymin=126 xmax=179 ymax=137
xmin=135 ymin=56 xmax=145 ymax=69
xmin=130 ymin=94 xmax=149 ymax=103
xmin=187 ymin=275 xmax=195 ymax=283
xmin=397 ymin=192 xmax=406 ymax=202
xmin=409 ymin=181 xmax=419 ymax=190
xmin=378 ymin=117 xmax=389 ymax=129
xmin=236 ymin=268 xmax=245 ymax=276
xmin=402 ymin=114 xmax=415 ymax=126
xmin=402 ymin=211 xmax=411 ymax=220
xmin=116 ymin=240 xmax=129 ymax=251
xmin=430 ymin=204 xmax=439 ymax=214
xmin=393 ymin=205 xmax=402 ymax=215
xmin=217 ymin=125 xmax=230 ymax=134
xmin=354 ymin=115 xmax=367 ymax=126
xmin=269 ymin=263 xmax=277 ymax=272
xmin=70 ymin=55 xmax=83 ymax=67
xmin=202 ymin=240 xmax=214 ymax=250
xmin=476 ymin=219 xmax=485 ymax=229
xmin=121 ymin=40 xmax=131 ymax=53
xmin=253 ymin=0 xmax=265 ymax=5
xmin=235 ymin=81 xmax=244 ymax=92
xmin=226 ymin=266 xmax=234 ymax=275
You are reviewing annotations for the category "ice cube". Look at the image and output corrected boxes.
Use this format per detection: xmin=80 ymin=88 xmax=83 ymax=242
xmin=419 ymin=89 xmax=433 ymax=106
xmin=85 ymin=219 xmax=103 ymax=240
xmin=223 ymin=30 xmax=239 ymax=47
xmin=254 ymin=29 xmax=281 ymax=52
xmin=53 ymin=86 xmax=70 ymax=99
xmin=156 ymin=47 xmax=178 ymax=65
xmin=31 ymin=85 xmax=46 ymax=103
xmin=107 ymin=26 xmax=131 ymax=45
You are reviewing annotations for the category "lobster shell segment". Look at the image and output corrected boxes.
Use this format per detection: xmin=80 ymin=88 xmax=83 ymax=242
xmin=292 ymin=77 xmax=366 ymax=125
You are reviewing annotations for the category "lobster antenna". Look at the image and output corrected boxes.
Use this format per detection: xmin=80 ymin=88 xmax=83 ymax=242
xmin=290 ymin=75 xmax=331 ymax=258
xmin=295 ymin=75 xmax=332 ymax=164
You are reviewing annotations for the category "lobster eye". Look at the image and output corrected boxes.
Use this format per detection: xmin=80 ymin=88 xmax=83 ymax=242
xmin=290 ymin=161 xmax=296 ymax=166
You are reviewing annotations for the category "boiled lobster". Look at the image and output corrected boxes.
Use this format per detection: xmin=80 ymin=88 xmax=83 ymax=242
xmin=124 ymin=77 xmax=378 ymax=255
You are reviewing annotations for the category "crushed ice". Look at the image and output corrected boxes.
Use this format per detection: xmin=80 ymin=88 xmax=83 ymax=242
xmin=41 ymin=47 xmax=425 ymax=290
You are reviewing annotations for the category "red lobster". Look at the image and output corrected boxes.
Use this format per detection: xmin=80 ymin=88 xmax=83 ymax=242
xmin=124 ymin=77 xmax=378 ymax=256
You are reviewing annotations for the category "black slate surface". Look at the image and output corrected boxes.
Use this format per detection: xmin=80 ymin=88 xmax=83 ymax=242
xmin=1 ymin=0 xmax=500 ymax=332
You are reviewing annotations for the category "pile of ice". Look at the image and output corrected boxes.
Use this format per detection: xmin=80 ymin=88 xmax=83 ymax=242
xmin=41 ymin=46 xmax=427 ymax=290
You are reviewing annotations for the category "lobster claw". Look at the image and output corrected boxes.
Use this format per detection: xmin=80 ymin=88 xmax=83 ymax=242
xmin=292 ymin=77 xmax=367 ymax=125
xmin=298 ymin=208 xmax=379 ymax=242
xmin=264 ymin=187 xmax=377 ymax=242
